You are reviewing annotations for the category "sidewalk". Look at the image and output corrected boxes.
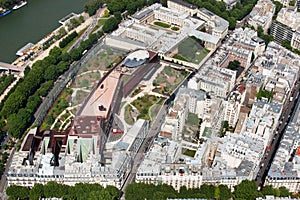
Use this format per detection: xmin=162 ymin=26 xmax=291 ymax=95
xmin=30 ymin=16 xmax=93 ymax=64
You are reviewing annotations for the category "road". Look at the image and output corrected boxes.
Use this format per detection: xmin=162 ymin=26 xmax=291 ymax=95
xmin=120 ymin=103 xmax=169 ymax=196
xmin=68 ymin=8 xmax=105 ymax=53
xmin=255 ymin=80 xmax=300 ymax=188
xmin=0 ymin=147 xmax=16 ymax=199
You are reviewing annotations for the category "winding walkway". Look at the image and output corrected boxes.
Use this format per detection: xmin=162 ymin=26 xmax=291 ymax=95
xmin=119 ymin=65 xmax=168 ymax=127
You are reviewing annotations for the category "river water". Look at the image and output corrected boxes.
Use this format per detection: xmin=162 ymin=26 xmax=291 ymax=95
xmin=0 ymin=0 xmax=89 ymax=63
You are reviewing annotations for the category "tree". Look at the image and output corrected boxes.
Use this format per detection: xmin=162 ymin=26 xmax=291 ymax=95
xmin=84 ymin=0 xmax=104 ymax=16
xmin=30 ymin=184 xmax=44 ymax=200
xmin=88 ymin=190 xmax=113 ymax=200
xmin=274 ymin=188 xmax=281 ymax=197
xmin=102 ymin=17 xmax=119 ymax=33
xmin=257 ymin=26 xmax=274 ymax=46
xmin=214 ymin=187 xmax=220 ymax=199
xmin=44 ymin=181 xmax=67 ymax=198
xmin=199 ymin=184 xmax=215 ymax=199
xmin=273 ymin=1 xmax=283 ymax=19
xmin=6 ymin=108 xmax=33 ymax=138
xmin=49 ymin=46 xmax=62 ymax=61
xmin=219 ymin=185 xmax=232 ymax=200
xmin=6 ymin=185 xmax=29 ymax=200
xmin=70 ymin=47 xmax=83 ymax=61
xmin=26 ymin=94 xmax=42 ymax=113
xmin=279 ymin=186 xmax=290 ymax=197
xmin=228 ymin=60 xmax=241 ymax=70
xmin=106 ymin=185 xmax=121 ymax=199
xmin=262 ymin=185 xmax=275 ymax=196
xmin=200 ymin=27 xmax=206 ymax=32
xmin=234 ymin=180 xmax=259 ymax=200
xmin=281 ymin=40 xmax=292 ymax=51
xmin=55 ymin=27 xmax=67 ymax=40
xmin=44 ymin=65 xmax=58 ymax=81
xmin=36 ymin=81 xmax=54 ymax=97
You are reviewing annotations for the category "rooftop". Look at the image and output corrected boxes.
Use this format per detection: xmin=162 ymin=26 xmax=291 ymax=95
xmin=80 ymin=70 xmax=121 ymax=118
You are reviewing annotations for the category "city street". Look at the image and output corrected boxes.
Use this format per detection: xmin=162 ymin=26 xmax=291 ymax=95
xmin=256 ymin=81 xmax=300 ymax=188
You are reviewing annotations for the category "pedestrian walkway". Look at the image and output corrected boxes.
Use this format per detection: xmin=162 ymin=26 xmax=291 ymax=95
xmin=119 ymin=65 xmax=168 ymax=127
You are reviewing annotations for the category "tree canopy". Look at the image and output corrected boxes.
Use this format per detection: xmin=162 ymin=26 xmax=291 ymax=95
xmin=7 ymin=181 xmax=294 ymax=200
xmin=228 ymin=60 xmax=241 ymax=71
xmin=7 ymin=182 xmax=121 ymax=200
xmin=233 ymin=180 xmax=260 ymax=199
xmin=184 ymin=0 xmax=257 ymax=29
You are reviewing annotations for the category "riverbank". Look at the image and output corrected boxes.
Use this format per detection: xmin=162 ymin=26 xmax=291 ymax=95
xmin=0 ymin=11 xmax=94 ymax=105
xmin=12 ymin=12 xmax=92 ymax=68
xmin=0 ymin=0 xmax=89 ymax=63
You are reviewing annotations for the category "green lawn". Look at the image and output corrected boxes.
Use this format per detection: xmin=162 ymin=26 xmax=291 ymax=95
xmin=173 ymin=54 xmax=188 ymax=62
xmin=131 ymin=95 xmax=158 ymax=121
xmin=154 ymin=21 xmax=171 ymax=28
xmin=186 ymin=112 xmax=200 ymax=127
xmin=171 ymin=26 xmax=179 ymax=31
xmin=182 ymin=148 xmax=196 ymax=157
xmin=62 ymin=27 xmax=88 ymax=53
xmin=176 ymin=37 xmax=210 ymax=64
xmin=149 ymin=98 xmax=165 ymax=122
xmin=124 ymin=105 xmax=135 ymax=125
xmin=92 ymin=18 xmax=109 ymax=32
xmin=153 ymin=66 xmax=189 ymax=95
xmin=202 ymin=127 xmax=212 ymax=138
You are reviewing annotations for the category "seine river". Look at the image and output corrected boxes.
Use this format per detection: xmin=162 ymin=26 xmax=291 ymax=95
xmin=0 ymin=0 xmax=89 ymax=63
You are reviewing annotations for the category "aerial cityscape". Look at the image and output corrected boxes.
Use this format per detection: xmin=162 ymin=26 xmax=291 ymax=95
xmin=0 ymin=0 xmax=300 ymax=199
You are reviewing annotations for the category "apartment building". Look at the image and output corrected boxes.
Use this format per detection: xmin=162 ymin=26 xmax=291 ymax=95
xmin=188 ymin=64 xmax=236 ymax=98
xmin=7 ymin=119 xmax=149 ymax=189
xmin=248 ymin=0 xmax=275 ymax=34
xmin=270 ymin=8 xmax=300 ymax=49
xmin=223 ymin=91 xmax=244 ymax=127
xmin=136 ymin=131 xmax=265 ymax=190
xmin=265 ymin=102 xmax=300 ymax=192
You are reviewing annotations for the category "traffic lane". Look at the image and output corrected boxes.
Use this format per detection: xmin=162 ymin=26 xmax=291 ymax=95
xmin=121 ymin=104 xmax=169 ymax=191
xmin=256 ymin=86 xmax=300 ymax=186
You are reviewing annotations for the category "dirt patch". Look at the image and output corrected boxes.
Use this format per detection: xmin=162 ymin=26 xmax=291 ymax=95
xmin=167 ymin=76 xmax=176 ymax=84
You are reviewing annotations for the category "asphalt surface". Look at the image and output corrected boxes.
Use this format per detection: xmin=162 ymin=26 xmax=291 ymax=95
xmin=256 ymin=80 xmax=300 ymax=188
xmin=68 ymin=8 xmax=104 ymax=53
xmin=120 ymin=103 xmax=169 ymax=194
xmin=0 ymin=147 xmax=16 ymax=199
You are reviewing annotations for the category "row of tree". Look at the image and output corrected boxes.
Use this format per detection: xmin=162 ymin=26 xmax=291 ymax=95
xmin=105 ymin=0 xmax=157 ymax=15
xmin=184 ymin=0 xmax=257 ymax=29
xmin=59 ymin=31 xmax=79 ymax=49
xmin=0 ymin=29 xmax=104 ymax=139
xmin=125 ymin=180 xmax=293 ymax=200
xmin=6 ymin=182 xmax=121 ymax=200
xmin=0 ymin=0 xmax=128 ymax=139
xmin=84 ymin=0 xmax=104 ymax=16
xmin=0 ymin=151 xmax=9 ymax=177
xmin=0 ymin=74 xmax=14 ymax=96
